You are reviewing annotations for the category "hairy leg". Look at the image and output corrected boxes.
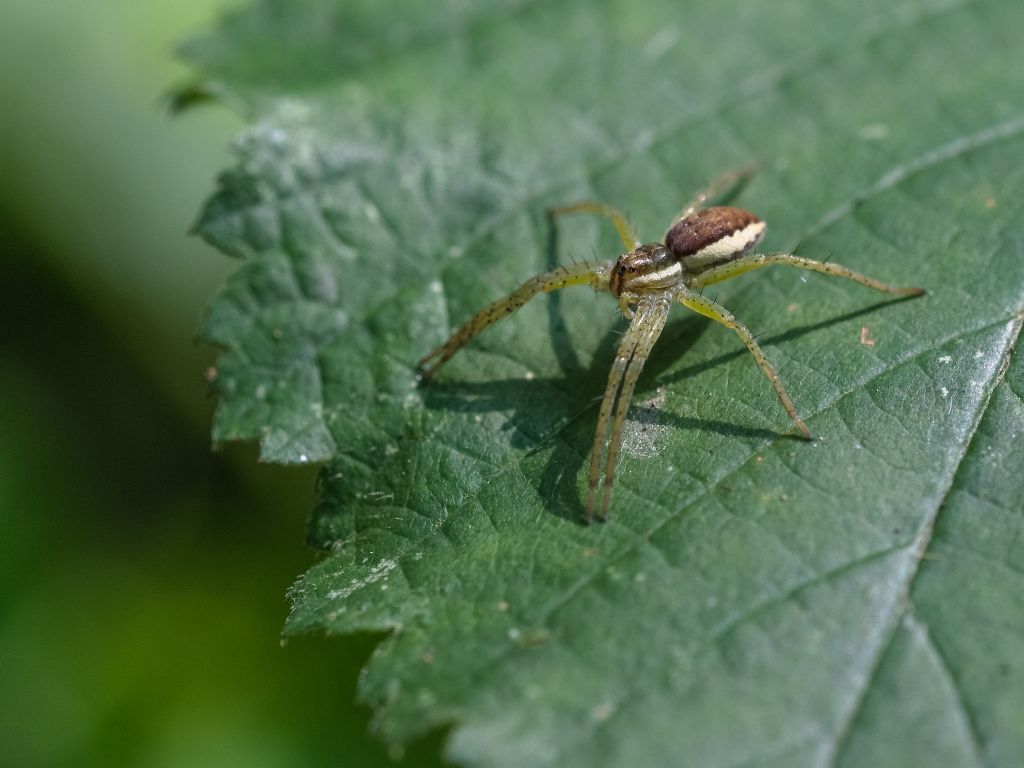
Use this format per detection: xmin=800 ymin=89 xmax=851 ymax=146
xmin=417 ymin=262 xmax=612 ymax=381
xmin=595 ymin=295 xmax=672 ymax=520
xmin=548 ymin=201 xmax=642 ymax=251
xmin=691 ymin=252 xmax=926 ymax=296
xmin=677 ymin=287 xmax=812 ymax=440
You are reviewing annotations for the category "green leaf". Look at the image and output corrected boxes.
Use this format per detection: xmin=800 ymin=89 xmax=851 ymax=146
xmin=183 ymin=0 xmax=1024 ymax=765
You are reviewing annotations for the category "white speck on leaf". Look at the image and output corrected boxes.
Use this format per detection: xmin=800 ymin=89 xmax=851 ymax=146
xmin=858 ymin=123 xmax=890 ymax=140
xmin=591 ymin=700 xmax=616 ymax=722
xmin=643 ymin=27 xmax=678 ymax=59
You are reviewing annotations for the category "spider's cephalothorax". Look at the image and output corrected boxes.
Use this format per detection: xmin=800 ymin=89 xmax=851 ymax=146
xmin=609 ymin=243 xmax=675 ymax=296
xmin=417 ymin=169 xmax=925 ymax=520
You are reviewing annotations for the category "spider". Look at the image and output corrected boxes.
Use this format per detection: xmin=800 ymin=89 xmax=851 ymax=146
xmin=417 ymin=169 xmax=925 ymax=520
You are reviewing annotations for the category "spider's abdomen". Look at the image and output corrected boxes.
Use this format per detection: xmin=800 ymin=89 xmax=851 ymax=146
xmin=610 ymin=242 xmax=679 ymax=296
xmin=665 ymin=206 xmax=765 ymax=275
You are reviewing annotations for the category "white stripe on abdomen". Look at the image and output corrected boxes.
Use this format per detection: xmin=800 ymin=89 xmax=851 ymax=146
xmin=684 ymin=221 xmax=765 ymax=273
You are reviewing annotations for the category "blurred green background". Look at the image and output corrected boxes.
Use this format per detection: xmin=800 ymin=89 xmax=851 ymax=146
xmin=0 ymin=1 xmax=442 ymax=766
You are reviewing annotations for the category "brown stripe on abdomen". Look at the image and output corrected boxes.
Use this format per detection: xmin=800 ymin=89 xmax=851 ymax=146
xmin=665 ymin=206 xmax=766 ymax=274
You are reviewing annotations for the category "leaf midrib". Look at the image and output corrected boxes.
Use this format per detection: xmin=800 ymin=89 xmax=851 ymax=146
xmin=822 ymin=315 xmax=1022 ymax=767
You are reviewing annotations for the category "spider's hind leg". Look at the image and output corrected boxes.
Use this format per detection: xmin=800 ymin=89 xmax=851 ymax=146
xmin=691 ymin=252 xmax=926 ymax=296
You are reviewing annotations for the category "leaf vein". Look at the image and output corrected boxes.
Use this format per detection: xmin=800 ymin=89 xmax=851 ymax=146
xmin=904 ymin=610 xmax=986 ymax=767
xmin=822 ymin=313 xmax=1022 ymax=767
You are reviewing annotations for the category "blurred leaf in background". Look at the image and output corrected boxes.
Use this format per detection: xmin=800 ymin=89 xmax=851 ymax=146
xmin=180 ymin=0 xmax=1024 ymax=767
xmin=0 ymin=1 xmax=442 ymax=766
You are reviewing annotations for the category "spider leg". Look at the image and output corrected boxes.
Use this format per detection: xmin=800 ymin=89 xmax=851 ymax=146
xmin=673 ymin=164 xmax=760 ymax=224
xmin=677 ymin=287 xmax=813 ymax=440
xmin=587 ymin=306 xmax=646 ymax=519
xmin=417 ymin=261 xmax=612 ymax=382
xmin=548 ymin=201 xmax=642 ymax=251
xmin=593 ymin=295 xmax=672 ymax=520
xmin=690 ymin=252 xmax=926 ymax=296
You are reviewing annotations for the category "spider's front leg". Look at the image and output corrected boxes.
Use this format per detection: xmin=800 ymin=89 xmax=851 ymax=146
xmin=417 ymin=261 xmax=612 ymax=382
xmin=548 ymin=201 xmax=641 ymax=251
xmin=677 ymin=286 xmax=813 ymax=440
xmin=588 ymin=294 xmax=672 ymax=520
